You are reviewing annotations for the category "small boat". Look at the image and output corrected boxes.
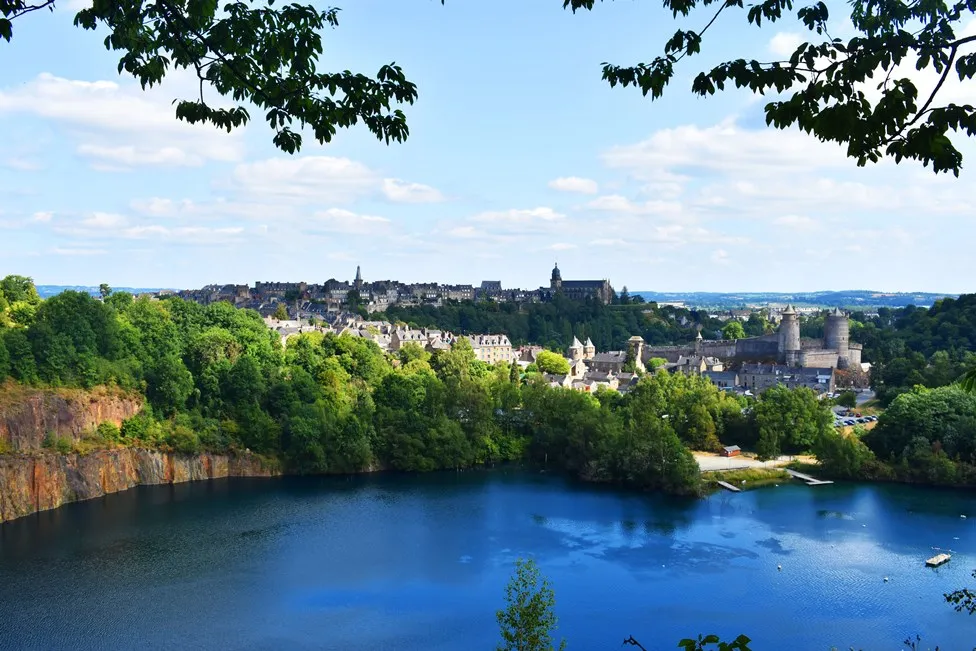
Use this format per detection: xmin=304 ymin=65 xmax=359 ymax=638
xmin=926 ymin=553 xmax=951 ymax=567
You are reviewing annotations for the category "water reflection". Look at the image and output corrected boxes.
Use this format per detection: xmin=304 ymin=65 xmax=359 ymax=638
xmin=0 ymin=472 xmax=974 ymax=651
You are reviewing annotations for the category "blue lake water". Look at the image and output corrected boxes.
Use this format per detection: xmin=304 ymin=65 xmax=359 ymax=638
xmin=1 ymin=470 xmax=974 ymax=650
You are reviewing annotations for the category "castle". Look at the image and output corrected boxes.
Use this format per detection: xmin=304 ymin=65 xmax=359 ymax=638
xmin=634 ymin=306 xmax=862 ymax=370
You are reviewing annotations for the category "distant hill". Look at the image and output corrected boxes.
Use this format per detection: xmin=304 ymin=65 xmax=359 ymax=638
xmin=35 ymin=286 xmax=172 ymax=299
xmin=632 ymin=290 xmax=959 ymax=310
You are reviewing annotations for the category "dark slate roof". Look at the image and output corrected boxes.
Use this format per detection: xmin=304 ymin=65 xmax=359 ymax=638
xmin=590 ymin=351 xmax=626 ymax=363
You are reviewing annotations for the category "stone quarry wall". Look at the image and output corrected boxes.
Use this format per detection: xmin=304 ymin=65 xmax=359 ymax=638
xmin=0 ymin=384 xmax=143 ymax=452
xmin=0 ymin=449 xmax=277 ymax=523
xmin=0 ymin=384 xmax=278 ymax=524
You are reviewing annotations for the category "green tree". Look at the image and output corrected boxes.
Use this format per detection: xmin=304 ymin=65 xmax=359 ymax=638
xmin=721 ymin=321 xmax=746 ymax=340
xmin=535 ymin=350 xmax=571 ymax=375
xmin=98 ymin=284 xmax=112 ymax=300
xmin=273 ymin=303 xmax=289 ymax=321
xmin=753 ymin=386 xmax=833 ymax=459
xmin=565 ymin=0 xmax=976 ymax=175
xmin=496 ymin=559 xmax=567 ymax=651
xmin=0 ymin=275 xmax=40 ymax=305
xmin=3 ymin=1 xmax=426 ymax=154
xmin=836 ymin=390 xmax=858 ymax=409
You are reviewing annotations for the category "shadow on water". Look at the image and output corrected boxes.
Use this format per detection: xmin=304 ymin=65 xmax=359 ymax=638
xmin=2 ymin=469 xmax=975 ymax=651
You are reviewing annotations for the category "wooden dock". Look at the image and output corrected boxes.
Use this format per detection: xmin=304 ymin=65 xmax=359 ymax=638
xmin=926 ymin=553 xmax=951 ymax=567
xmin=785 ymin=469 xmax=835 ymax=486
xmin=715 ymin=480 xmax=742 ymax=493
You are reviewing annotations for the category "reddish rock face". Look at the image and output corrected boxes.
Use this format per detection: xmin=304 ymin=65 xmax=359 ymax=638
xmin=0 ymin=450 xmax=277 ymax=523
xmin=0 ymin=388 xmax=143 ymax=452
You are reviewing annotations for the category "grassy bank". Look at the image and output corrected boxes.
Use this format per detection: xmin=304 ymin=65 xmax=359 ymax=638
xmin=705 ymin=467 xmax=792 ymax=491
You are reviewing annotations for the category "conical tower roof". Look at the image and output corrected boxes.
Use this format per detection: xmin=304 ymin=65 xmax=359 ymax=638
xmin=782 ymin=304 xmax=796 ymax=315
xmin=584 ymin=337 xmax=594 ymax=347
xmin=570 ymin=336 xmax=583 ymax=348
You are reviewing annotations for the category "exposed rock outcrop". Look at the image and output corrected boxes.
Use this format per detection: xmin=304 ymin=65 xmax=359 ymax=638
xmin=0 ymin=384 xmax=143 ymax=451
xmin=0 ymin=449 xmax=277 ymax=523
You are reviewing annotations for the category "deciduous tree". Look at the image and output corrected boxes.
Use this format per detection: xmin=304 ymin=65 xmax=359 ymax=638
xmin=565 ymin=0 xmax=976 ymax=175
xmin=496 ymin=559 xmax=567 ymax=651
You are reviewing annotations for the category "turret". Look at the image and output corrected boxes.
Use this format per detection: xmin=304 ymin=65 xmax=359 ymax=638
xmin=568 ymin=336 xmax=584 ymax=361
xmin=583 ymin=337 xmax=596 ymax=360
xmin=627 ymin=336 xmax=646 ymax=372
xmin=824 ymin=307 xmax=851 ymax=368
xmin=778 ymin=305 xmax=801 ymax=366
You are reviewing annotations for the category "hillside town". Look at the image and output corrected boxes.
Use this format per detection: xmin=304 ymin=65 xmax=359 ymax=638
xmin=168 ymin=264 xmax=615 ymax=312
xmin=260 ymin=303 xmax=869 ymax=398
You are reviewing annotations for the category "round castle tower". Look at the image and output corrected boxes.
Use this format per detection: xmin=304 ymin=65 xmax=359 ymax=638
xmin=778 ymin=305 xmax=801 ymax=366
xmin=824 ymin=307 xmax=851 ymax=369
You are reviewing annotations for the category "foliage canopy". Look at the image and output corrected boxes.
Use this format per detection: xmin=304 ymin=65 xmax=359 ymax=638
xmin=565 ymin=0 xmax=976 ymax=175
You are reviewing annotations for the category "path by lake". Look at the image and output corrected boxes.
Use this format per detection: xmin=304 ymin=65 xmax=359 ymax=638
xmin=0 ymin=470 xmax=974 ymax=650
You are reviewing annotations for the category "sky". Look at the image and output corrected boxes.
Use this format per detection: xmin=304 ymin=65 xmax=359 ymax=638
xmin=1 ymin=1 xmax=974 ymax=293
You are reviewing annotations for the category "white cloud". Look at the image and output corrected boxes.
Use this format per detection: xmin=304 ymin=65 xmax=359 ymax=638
xmin=4 ymin=158 xmax=41 ymax=171
xmin=51 ymin=247 xmax=107 ymax=256
xmin=773 ymin=214 xmax=820 ymax=231
xmin=548 ymin=176 xmax=599 ymax=194
xmin=585 ymin=194 xmax=682 ymax=215
xmin=313 ymin=208 xmax=391 ymax=235
xmin=31 ymin=211 xmax=53 ymax=223
xmin=547 ymin=243 xmax=577 ymax=251
xmin=0 ymin=73 xmax=244 ymax=168
xmin=711 ymin=249 xmax=730 ymax=265
xmin=470 ymin=207 xmax=564 ymax=224
xmin=382 ymin=178 xmax=445 ymax=203
xmin=768 ymin=32 xmax=803 ymax=57
xmin=228 ymin=157 xmax=444 ymax=207
xmin=77 ymin=144 xmax=195 ymax=167
xmin=603 ymin=118 xmax=850 ymax=179
xmin=82 ymin=212 xmax=128 ymax=228
xmin=591 ymin=238 xmax=628 ymax=247
xmin=446 ymin=225 xmax=484 ymax=239
xmin=232 ymin=156 xmax=377 ymax=204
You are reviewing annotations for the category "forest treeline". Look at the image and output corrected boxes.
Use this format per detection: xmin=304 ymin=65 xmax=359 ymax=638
xmin=1 ymin=276 xmax=975 ymax=493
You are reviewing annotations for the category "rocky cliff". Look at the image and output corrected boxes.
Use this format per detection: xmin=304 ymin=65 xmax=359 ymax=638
xmin=0 ymin=384 xmax=143 ymax=451
xmin=0 ymin=448 xmax=277 ymax=523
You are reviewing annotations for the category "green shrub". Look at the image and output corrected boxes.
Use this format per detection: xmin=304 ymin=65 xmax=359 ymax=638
xmin=166 ymin=425 xmax=201 ymax=454
xmin=42 ymin=432 xmax=73 ymax=454
xmin=0 ymin=439 xmax=12 ymax=454
xmin=96 ymin=422 xmax=121 ymax=442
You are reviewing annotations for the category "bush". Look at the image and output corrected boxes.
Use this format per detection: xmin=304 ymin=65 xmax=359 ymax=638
xmin=165 ymin=425 xmax=201 ymax=454
xmin=95 ymin=422 xmax=121 ymax=442
xmin=42 ymin=432 xmax=73 ymax=454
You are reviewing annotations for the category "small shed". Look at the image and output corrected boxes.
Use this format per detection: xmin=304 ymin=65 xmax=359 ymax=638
xmin=721 ymin=445 xmax=742 ymax=458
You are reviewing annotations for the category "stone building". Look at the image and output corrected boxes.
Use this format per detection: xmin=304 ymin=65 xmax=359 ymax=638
xmin=548 ymin=264 xmax=614 ymax=305
xmin=468 ymin=334 xmax=513 ymax=364
xmin=738 ymin=364 xmax=836 ymax=394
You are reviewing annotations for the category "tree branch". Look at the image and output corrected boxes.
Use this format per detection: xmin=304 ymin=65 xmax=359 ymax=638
xmin=153 ymin=0 xmax=271 ymax=106
xmin=905 ymin=42 xmax=959 ymax=128
xmin=8 ymin=0 xmax=55 ymax=19
xmin=622 ymin=635 xmax=649 ymax=650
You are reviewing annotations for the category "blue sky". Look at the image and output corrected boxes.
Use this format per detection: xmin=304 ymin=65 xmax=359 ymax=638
xmin=1 ymin=0 xmax=974 ymax=293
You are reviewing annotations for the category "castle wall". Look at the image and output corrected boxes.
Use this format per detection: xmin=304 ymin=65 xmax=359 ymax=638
xmin=800 ymin=350 xmax=842 ymax=368
xmin=642 ymin=345 xmax=694 ymax=363
xmin=699 ymin=341 xmax=737 ymax=358
xmin=734 ymin=335 xmax=779 ymax=359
